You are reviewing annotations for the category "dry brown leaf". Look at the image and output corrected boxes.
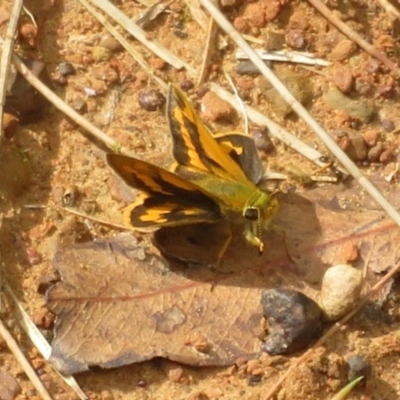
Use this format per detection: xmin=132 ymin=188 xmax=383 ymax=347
xmin=47 ymin=183 xmax=400 ymax=375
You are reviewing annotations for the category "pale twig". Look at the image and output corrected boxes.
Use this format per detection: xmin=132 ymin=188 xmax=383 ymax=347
xmin=0 ymin=317 xmax=53 ymax=400
xmin=62 ymin=207 xmax=132 ymax=231
xmin=198 ymin=15 xmax=218 ymax=86
xmin=222 ymin=70 xmax=248 ymax=135
xmin=0 ymin=0 xmax=23 ymax=136
xmin=10 ymin=52 xmax=131 ymax=154
xmin=5 ymin=283 xmax=88 ymax=399
xmin=200 ymin=0 xmax=400 ymax=230
xmin=22 ymin=5 xmax=38 ymax=27
xmin=186 ymin=0 xmax=209 ymax=30
xmin=0 ymin=0 xmax=24 ymax=318
xmin=375 ymin=0 xmax=400 ymax=20
xmin=307 ymin=0 xmax=400 ymax=74
xmin=80 ymin=0 xmax=167 ymax=91
xmin=210 ymin=83 xmax=340 ymax=171
xmin=133 ymin=0 xmax=172 ymax=29
xmin=236 ymin=49 xmax=331 ymax=66
xmin=88 ymin=0 xmax=196 ymax=76
xmin=241 ymin=34 xmax=265 ymax=45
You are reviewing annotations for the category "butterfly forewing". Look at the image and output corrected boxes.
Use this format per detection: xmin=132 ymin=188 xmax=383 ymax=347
xmin=107 ymin=154 xmax=223 ymax=230
xmin=167 ymin=86 xmax=252 ymax=185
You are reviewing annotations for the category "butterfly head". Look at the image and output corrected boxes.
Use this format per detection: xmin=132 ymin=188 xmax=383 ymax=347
xmin=243 ymin=191 xmax=278 ymax=254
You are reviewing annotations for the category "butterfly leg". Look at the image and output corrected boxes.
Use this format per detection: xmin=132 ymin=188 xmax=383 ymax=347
xmin=216 ymin=223 xmax=233 ymax=266
xmin=244 ymin=222 xmax=264 ymax=255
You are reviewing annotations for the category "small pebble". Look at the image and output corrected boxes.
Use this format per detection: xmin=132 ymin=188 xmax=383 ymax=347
xmin=381 ymin=119 xmax=394 ymax=132
xmin=261 ymin=289 xmax=324 ymax=355
xmin=383 ymin=162 xmax=399 ymax=182
xmin=137 ymin=379 xmax=147 ymax=388
xmin=149 ymin=57 xmax=166 ymax=70
xmin=243 ymin=3 xmax=266 ymax=28
xmin=235 ymin=76 xmax=254 ymax=91
xmin=323 ymin=88 xmax=373 ymax=123
xmin=319 ymin=264 xmax=363 ymax=321
xmin=379 ymin=149 xmax=393 ymax=164
xmin=264 ymin=29 xmax=285 ymax=50
xmin=264 ymin=0 xmax=281 ymax=21
xmin=138 ymin=89 xmax=165 ymax=111
xmin=62 ymin=185 xmax=78 ymax=206
xmin=285 ymin=29 xmax=306 ymax=49
xmin=346 ymin=354 xmax=371 ymax=382
xmin=331 ymin=68 xmax=353 ymax=93
xmin=366 ymin=58 xmax=380 ymax=74
xmin=180 ymin=79 xmax=194 ymax=91
xmin=252 ymin=128 xmax=274 ymax=153
xmin=330 ymin=39 xmax=357 ymax=61
xmin=31 ymin=358 xmax=45 ymax=370
xmin=26 ymin=247 xmax=42 ymax=266
xmin=201 ymin=91 xmax=236 ymax=122
xmin=99 ymin=36 xmax=123 ymax=53
xmin=377 ymin=84 xmax=396 ymax=99
xmin=57 ymin=62 xmax=75 ymax=76
xmin=341 ymin=242 xmax=359 ymax=263
xmin=363 ymin=129 xmax=379 ymax=147
xmin=19 ymin=22 xmax=37 ymax=47
xmin=236 ymin=60 xmax=263 ymax=75
xmin=40 ymin=373 xmax=53 ymax=390
xmin=0 ymin=371 xmax=22 ymax=400
xmin=258 ymin=70 xmax=313 ymax=117
xmin=2 ymin=112 xmax=19 ymax=138
xmin=246 ymin=359 xmax=262 ymax=375
xmin=173 ymin=29 xmax=188 ymax=39
xmin=72 ymin=97 xmax=87 ymax=113
xmin=233 ymin=17 xmax=249 ymax=33
xmin=248 ymin=374 xmax=262 ymax=385
xmin=161 ymin=360 xmax=184 ymax=383
xmin=287 ymin=10 xmax=309 ymax=30
xmin=367 ymin=142 xmax=384 ymax=162
xmin=92 ymin=46 xmax=112 ymax=62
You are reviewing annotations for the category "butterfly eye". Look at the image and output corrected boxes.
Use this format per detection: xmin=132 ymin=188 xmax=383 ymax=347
xmin=244 ymin=207 xmax=259 ymax=221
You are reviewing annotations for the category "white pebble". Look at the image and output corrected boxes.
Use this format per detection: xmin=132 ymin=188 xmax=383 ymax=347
xmin=319 ymin=264 xmax=363 ymax=321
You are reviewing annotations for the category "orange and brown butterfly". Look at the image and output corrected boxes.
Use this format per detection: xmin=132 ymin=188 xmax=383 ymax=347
xmin=107 ymin=85 xmax=278 ymax=263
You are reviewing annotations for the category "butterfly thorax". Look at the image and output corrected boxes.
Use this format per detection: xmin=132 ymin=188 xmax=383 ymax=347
xmin=177 ymin=167 xmax=278 ymax=225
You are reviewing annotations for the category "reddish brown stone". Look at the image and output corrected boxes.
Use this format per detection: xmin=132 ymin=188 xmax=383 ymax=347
xmin=244 ymin=3 xmax=266 ymax=28
xmin=341 ymin=242 xmax=359 ymax=263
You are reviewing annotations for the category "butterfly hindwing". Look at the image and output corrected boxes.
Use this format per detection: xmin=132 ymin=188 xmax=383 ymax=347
xmin=167 ymin=86 xmax=251 ymax=184
xmin=107 ymin=154 xmax=223 ymax=230
xmin=214 ymin=132 xmax=264 ymax=184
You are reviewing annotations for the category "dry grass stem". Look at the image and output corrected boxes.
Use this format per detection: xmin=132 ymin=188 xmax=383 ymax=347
xmin=5 ymin=283 xmax=88 ymax=399
xmin=0 ymin=0 xmax=24 ymax=137
xmin=88 ymin=0 xmax=196 ymax=75
xmin=0 ymin=316 xmax=53 ymax=400
xmin=236 ymin=49 xmax=330 ymax=66
xmin=375 ymin=0 xmax=400 ymax=19
xmin=200 ymin=0 xmax=400 ymax=230
xmin=307 ymin=0 xmax=400 ymax=74
xmin=210 ymin=83 xmax=335 ymax=170
xmin=80 ymin=0 xmax=168 ymax=90
xmin=198 ymin=16 xmax=218 ymax=85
